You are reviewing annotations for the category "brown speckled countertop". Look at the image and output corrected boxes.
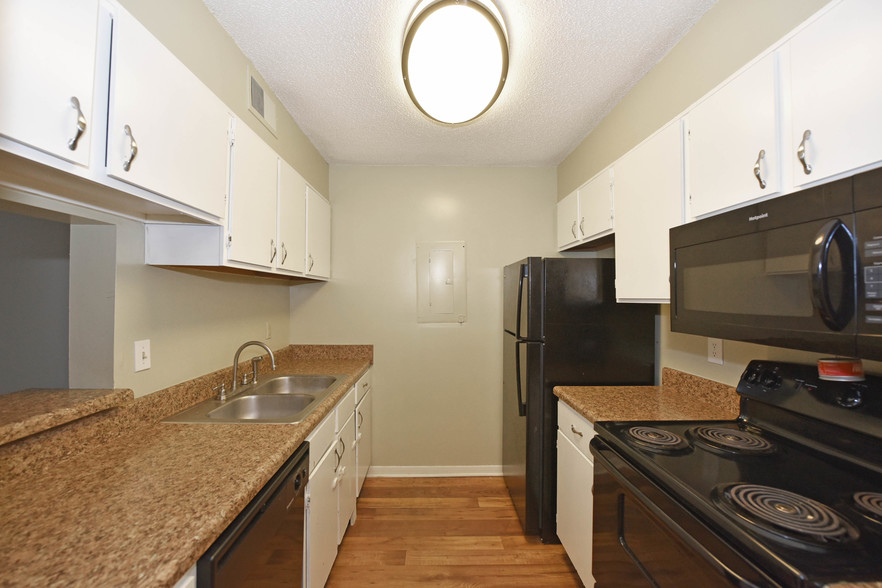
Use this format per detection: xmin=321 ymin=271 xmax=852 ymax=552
xmin=0 ymin=345 xmax=371 ymax=587
xmin=554 ymin=367 xmax=740 ymax=423
xmin=0 ymin=388 xmax=133 ymax=445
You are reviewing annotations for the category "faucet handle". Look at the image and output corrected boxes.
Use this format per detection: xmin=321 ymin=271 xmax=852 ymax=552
xmin=212 ymin=382 xmax=228 ymax=401
xmin=250 ymin=356 xmax=264 ymax=384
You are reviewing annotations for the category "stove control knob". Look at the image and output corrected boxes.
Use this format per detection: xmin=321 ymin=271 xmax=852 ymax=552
xmin=746 ymin=368 xmax=762 ymax=385
xmin=836 ymin=387 xmax=864 ymax=408
xmin=761 ymin=373 xmax=782 ymax=389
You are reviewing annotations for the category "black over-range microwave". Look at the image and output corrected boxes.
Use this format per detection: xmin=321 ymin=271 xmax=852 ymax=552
xmin=670 ymin=166 xmax=882 ymax=360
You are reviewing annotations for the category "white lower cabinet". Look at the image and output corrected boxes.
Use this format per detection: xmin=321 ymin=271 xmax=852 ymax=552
xmin=336 ymin=411 xmax=357 ymax=543
xmin=557 ymin=402 xmax=595 ymax=588
xmin=355 ymin=386 xmax=372 ymax=496
xmin=304 ymin=384 xmax=360 ymax=587
xmin=305 ymin=423 xmax=338 ymax=588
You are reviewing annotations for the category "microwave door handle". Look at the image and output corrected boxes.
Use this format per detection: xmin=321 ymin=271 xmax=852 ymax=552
xmin=810 ymin=219 xmax=856 ymax=331
xmin=516 ymin=263 xmax=528 ymax=339
xmin=515 ymin=341 xmax=527 ymax=417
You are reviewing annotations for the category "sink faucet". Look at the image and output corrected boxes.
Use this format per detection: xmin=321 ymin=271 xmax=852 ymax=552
xmin=231 ymin=341 xmax=277 ymax=394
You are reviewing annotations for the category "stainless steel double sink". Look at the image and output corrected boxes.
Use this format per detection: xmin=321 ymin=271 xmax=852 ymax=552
xmin=163 ymin=374 xmax=347 ymax=424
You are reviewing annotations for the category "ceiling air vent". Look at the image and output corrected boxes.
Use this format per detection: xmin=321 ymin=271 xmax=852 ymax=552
xmin=247 ymin=67 xmax=277 ymax=136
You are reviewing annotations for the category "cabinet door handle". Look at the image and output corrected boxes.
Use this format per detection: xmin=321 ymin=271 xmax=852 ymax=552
xmin=122 ymin=124 xmax=138 ymax=171
xmin=67 ymin=97 xmax=87 ymax=151
xmin=357 ymin=410 xmax=363 ymax=427
xmin=571 ymin=220 xmax=577 ymax=239
xmin=280 ymin=242 xmax=288 ymax=264
xmin=753 ymin=149 xmax=767 ymax=189
xmin=307 ymin=254 xmax=314 ymax=272
xmin=270 ymin=239 xmax=277 ymax=263
xmin=797 ymin=129 xmax=813 ymax=175
xmin=579 ymin=217 xmax=585 ymax=236
xmin=570 ymin=424 xmax=583 ymax=437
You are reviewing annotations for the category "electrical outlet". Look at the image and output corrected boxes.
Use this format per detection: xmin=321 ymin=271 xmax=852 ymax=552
xmin=134 ymin=339 xmax=151 ymax=372
xmin=707 ymin=337 xmax=723 ymax=365
xmin=265 ymin=321 xmax=272 ymax=340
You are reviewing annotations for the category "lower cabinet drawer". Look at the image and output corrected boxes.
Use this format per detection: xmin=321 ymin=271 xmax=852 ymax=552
xmin=558 ymin=401 xmax=595 ymax=458
xmin=306 ymin=410 xmax=335 ymax=473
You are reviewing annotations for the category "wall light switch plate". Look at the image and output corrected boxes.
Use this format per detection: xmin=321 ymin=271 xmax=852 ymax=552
xmin=707 ymin=337 xmax=723 ymax=365
xmin=134 ymin=339 xmax=151 ymax=372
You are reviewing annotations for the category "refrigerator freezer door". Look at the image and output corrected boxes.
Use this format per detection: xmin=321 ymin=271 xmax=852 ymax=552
xmin=503 ymin=258 xmax=542 ymax=339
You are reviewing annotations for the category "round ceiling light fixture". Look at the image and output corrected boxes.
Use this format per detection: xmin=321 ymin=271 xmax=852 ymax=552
xmin=402 ymin=0 xmax=509 ymax=125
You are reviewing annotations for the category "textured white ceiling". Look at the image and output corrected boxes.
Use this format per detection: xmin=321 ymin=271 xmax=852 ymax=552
xmin=200 ymin=0 xmax=717 ymax=166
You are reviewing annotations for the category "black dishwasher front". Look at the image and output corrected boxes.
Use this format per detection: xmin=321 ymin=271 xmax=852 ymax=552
xmin=198 ymin=442 xmax=309 ymax=587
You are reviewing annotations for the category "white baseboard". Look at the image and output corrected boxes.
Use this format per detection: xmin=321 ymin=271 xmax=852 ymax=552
xmin=366 ymin=465 xmax=503 ymax=478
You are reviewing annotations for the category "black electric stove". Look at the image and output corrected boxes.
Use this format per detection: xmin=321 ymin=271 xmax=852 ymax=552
xmin=590 ymin=361 xmax=882 ymax=588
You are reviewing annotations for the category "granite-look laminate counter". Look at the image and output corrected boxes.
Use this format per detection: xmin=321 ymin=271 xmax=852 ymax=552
xmin=0 ymin=388 xmax=133 ymax=445
xmin=554 ymin=367 xmax=741 ymax=423
xmin=0 ymin=345 xmax=371 ymax=587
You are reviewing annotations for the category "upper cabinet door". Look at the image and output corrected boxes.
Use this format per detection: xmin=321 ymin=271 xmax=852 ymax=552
xmin=106 ymin=5 xmax=230 ymax=218
xmin=306 ymin=187 xmax=331 ymax=279
xmin=277 ymin=160 xmax=307 ymax=274
xmin=578 ymin=170 xmax=613 ymax=242
xmin=614 ymin=121 xmax=684 ymax=302
xmin=227 ymin=121 xmax=278 ymax=268
xmin=556 ymin=190 xmax=580 ymax=250
xmin=0 ymin=0 xmax=98 ymax=166
xmin=789 ymin=0 xmax=882 ymax=187
xmin=687 ymin=52 xmax=780 ymax=219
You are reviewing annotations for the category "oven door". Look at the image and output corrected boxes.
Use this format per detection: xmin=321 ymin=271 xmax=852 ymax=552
xmin=670 ymin=176 xmax=857 ymax=356
xmin=590 ymin=439 xmax=776 ymax=588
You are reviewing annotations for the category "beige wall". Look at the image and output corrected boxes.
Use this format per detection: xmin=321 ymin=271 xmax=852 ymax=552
xmin=558 ymin=0 xmax=829 ymax=199
xmin=112 ymin=218 xmax=292 ymax=397
xmin=116 ymin=0 xmax=329 ymax=195
xmin=289 ymin=166 xmax=558 ymax=468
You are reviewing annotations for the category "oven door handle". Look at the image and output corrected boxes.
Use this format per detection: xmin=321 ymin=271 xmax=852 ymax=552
xmin=810 ymin=218 xmax=856 ymax=332
xmin=593 ymin=446 xmax=763 ymax=588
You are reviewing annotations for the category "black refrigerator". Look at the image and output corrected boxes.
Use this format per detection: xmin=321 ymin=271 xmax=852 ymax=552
xmin=502 ymin=257 xmax=657 ymax=543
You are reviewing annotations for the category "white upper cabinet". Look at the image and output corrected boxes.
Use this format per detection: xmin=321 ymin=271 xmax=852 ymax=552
xmin=788 ymin=0 xmax=882 ymax=187
xmin=578 ymin=171 xmax=614 ymax=242
xmin=0 ymin=0 xmax=98 ymax=166
xmin=227 ymin=121 xmax=279 ymax=268
xmin=557 ymin=170 xmax=614 ymax=250
xmin=614 ymin=121 xmax=684 ymax=302
xmin=687 ymin=52 xmax=781 ymax=219
xmin=306 ymin=187 xmax=331 ymax=279
xmin=277 ymin=160 xmax=307 ymax=274
xmin=106 ymin=4 xmax=230 ymax=219
xmin=556 ymin=190 xmax=580 ymax=249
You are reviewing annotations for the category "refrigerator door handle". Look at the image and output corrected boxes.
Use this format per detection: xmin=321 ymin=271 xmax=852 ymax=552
xmin=515 ymin=340 xmax=527 ymax=417
xmin=516 ymin=263 xmax=528 ymax=339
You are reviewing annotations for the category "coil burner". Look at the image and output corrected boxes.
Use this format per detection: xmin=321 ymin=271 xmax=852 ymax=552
xmin=853 ymin=492 xmax=882 ymax=524
xmin=627 ymin=426 xmax=689 ymax=453
xmin=689 ymin=425 xmax=776 ymax=455
xmin=715 ymin=483 xmax=859 ymax=547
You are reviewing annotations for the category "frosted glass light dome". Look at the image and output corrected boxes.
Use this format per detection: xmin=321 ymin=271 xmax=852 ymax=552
xmin=402 ymin=0 xmax=509 ymax=125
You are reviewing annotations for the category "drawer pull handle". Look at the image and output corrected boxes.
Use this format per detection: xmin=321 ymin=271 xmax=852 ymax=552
xmin=797 ymin=129 xmax=813 ymax=175
xmin=570 ymin=424 xmax=583 ymax=437
xmin=753 ymin=149 xmax=767 ymax=189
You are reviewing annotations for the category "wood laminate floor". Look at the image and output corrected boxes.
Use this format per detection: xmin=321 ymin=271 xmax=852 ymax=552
xmin=325 ymin=477 xmax=583 ymax=587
